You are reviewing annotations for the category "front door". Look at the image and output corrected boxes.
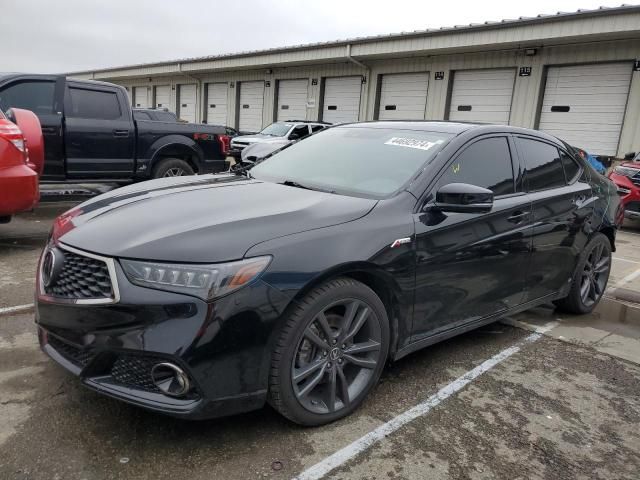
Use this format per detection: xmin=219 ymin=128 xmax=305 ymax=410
xmin=64 ymin=83 xmax=135 ymax=179
xmin=412 ymin=135 xmax=532 ymax=340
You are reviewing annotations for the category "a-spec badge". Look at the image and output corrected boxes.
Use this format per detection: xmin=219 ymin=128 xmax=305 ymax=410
xmin=390 ymin=237 xmax=412 ymax=249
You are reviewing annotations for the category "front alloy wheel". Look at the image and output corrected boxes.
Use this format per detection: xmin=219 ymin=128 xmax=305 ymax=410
xmin=291 ymin=298 xmax=383 ymax=415
xmin=269 ymin=278 xmax=389 ymax=426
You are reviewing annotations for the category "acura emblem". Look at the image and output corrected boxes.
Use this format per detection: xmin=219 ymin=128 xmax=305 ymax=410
xmin=42 ymin=248 xmax=64 ymax=288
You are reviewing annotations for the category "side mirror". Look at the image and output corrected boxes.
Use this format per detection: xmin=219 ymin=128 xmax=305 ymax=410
xmin=431 ymin=183 xmax=494 ymax=214
xmin=624 ymin=152 xmax=637 ymax=160
xmin=288 ymin=133 xmax=301 ymax=140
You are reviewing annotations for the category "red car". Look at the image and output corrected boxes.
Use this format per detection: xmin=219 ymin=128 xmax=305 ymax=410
xmin=608 ymin=151 xmax=640 ymax=222
xmin=0 ymin=108 xmax=42 ymax=223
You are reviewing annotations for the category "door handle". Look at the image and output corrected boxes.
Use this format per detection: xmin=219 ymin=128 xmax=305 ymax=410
xmin=113 ymin=129 xmax=130 ymax=137
xmin=507 ymin=211 xmax=529 ymax=224
xmin=41 ymin=126 xmax=58 ymax=135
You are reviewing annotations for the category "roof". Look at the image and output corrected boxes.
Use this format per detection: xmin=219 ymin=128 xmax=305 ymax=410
xmin=68 ymin=4 xmax=640 ymax=76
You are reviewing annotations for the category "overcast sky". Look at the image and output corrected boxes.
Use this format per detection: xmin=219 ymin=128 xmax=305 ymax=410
xmin=0 ymin=0 xmax=633 ymax=73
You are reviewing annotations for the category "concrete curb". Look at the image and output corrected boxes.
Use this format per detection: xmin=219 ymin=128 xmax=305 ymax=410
xmin=598 ymin=295 xmax=640 ymax=326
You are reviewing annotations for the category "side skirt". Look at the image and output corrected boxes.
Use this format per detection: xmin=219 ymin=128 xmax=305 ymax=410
xmin=393 ymin=291 xmax=561 ymax=361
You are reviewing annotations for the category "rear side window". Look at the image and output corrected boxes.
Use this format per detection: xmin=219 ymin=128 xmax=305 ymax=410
xmin=516 ymin=138 xmax=565 ymax=191
xmin=560 ymin=150 xmax=581 ymax=183
xmin=68 ymin=88 xmax=122 ymax=120
xmin=437 ymin=137 xmax=515 ymax=196
xmin=311 ymin=125 xmax=326 ymax=133
xmin=0 ymin=81 xmax=55 ymax=114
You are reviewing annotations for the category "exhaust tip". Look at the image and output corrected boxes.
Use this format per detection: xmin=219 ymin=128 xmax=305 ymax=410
xmin=150 ymin=362 xmax=191 ymax=397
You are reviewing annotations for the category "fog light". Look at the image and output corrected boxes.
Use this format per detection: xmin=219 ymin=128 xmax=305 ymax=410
xmin=150 ymin=362 xmax=191 ymax=397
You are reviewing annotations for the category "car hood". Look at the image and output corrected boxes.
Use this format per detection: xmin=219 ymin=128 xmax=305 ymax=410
xmin=59 ymin=174 xmax=377 ymax=263
xmin=232 ymin=134 xmax=279 ymax=144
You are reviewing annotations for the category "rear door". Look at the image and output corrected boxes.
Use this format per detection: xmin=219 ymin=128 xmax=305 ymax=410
xmin=513 ymin=136 xmax=593 ymax=302
xmin=412 ymin=135 xmax=531 ymax=339
xmin=0 ymin=76 xmax=66 ymax=180
xmin=64 ymin=83 xmax=135 ymax=179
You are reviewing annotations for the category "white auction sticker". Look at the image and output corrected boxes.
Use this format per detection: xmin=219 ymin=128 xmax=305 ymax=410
xmin=384 ymin=137 xmax=443 ymax=151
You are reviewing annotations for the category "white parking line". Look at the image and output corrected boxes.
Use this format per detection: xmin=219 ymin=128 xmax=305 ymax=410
xmin=616 ymin=266 xmax=640 ymax=288
xmin=613 ymin=256 xmax=640 ymax=265
xmin=293 ymin=324 xmax=555 ymax=480
xmin=0 ymin=304 xmax=34 ymax=316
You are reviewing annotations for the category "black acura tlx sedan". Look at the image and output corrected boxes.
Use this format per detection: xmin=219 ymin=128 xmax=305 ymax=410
xmin=36 ymin=121 xmax=620 ymax=425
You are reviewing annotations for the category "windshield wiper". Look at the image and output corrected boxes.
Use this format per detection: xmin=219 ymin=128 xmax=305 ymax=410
xmin=281 ymin=180 xmax=335 ymax=194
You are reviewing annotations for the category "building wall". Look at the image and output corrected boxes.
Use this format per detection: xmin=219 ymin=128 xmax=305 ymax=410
xmin=95 ymin=38 xmax=640 ymax=156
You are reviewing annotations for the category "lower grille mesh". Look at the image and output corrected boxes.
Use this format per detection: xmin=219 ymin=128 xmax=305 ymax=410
xmin=48 ymin=335 xmax=95 ymax=367
xmin=110 ymin=355 xmax=162 ymax=393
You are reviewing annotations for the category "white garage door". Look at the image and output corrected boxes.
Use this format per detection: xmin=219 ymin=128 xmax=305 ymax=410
xmin=277 ymin=79 xmax=308 ymax=121
xmin=206 ymin=83 xmax=228 ymax=125
xmin=133 ymin=86 xmax=150 ymax=108
xmin=539 ymin=63 xmax=632 ymax=156
xmin=239 ymin=81 xmax=265 ymax=133
xmin=378 ymin=72 xmax=429 ymax=120
xmin=178 ymin=84 xmax=197 ymax=123
xmin=448 ymin=69 xmax=516 ymax=124
xmin=154 ymin=85 xmax=171 ymax=111
xmin=322 ymin=76 xmax=362 ymax=124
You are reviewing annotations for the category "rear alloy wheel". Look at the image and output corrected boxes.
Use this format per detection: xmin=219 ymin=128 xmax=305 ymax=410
xmin=269 ymin=278 xmax=389 ymax=425
xmin=555 ymin=233 xmax=612 ymax=314
xmin=152 ymin=158 xmax=194 ymax=179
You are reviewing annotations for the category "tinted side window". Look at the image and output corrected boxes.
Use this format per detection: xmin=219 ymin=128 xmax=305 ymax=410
xmin=560 ymin=150 xmax=581 ymax=183
xmin=516 ymin=138 xmax=566 ymax=191
xmin=311 ymin=125 xmax=325 ymax=133
xmin=0 ymin=81 xmax=55 ymax=114
xmin=437 ymin=137 xmax=515 ymax=196
xmin=68 ymin=88 xmax=122 ymax=120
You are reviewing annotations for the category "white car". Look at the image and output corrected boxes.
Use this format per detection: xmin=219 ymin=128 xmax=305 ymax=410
xmin=229 ymin=121 xmax=329 ymax=162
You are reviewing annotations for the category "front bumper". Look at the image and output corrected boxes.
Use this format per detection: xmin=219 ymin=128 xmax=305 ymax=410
xmin=36 ymin=253 xmax=292 ymax=419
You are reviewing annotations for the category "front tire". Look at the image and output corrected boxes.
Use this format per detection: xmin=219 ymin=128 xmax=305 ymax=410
xmin=554 ymin=233 xmax=612 ymax=314
xmin=268 ymin=278 xmax=389 ymax=426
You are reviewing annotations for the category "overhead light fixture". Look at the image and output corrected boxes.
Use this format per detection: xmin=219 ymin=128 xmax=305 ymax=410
xmin=265 ymin=68 xmax=273 ymax=74
xmin=525 ymin=48 xmax=537 ymax=56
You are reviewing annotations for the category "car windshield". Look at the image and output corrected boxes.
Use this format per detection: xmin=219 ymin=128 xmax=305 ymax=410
xmin=250 ymin=126 xmax=453 ymax=198
xmin=260 ymin=122 xmax=292 ymax=136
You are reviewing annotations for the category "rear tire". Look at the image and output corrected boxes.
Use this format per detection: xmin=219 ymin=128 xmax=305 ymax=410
xmin=554 ymin=233 xmax=612 ymax=314
xmin=268 ymin=278 xmax=389 ymax=426
xmin=152 ymin=158 xmax=194 ymax=179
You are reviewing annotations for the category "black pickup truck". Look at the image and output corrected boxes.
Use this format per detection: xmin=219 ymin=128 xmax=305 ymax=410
xmin=0 ymin=74 xmax=229 ymax=181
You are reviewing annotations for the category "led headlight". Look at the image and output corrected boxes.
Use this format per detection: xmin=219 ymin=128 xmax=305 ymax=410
xmin=120 ymin=256 xmax=271 ymax=300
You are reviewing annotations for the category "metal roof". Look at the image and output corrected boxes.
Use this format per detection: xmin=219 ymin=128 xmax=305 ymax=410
xmin=69 ymin=4 xmax=640 ymax=75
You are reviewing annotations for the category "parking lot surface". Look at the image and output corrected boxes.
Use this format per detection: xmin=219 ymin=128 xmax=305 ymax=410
xmin=1 ymin=204 xmax=640 ymax=480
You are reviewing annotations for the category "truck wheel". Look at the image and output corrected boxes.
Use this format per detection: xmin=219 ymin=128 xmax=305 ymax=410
xmin=152 ymin=158 xmax=195 ymax=178
xmin=268 ymin=277 xmax=389 ymax=426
